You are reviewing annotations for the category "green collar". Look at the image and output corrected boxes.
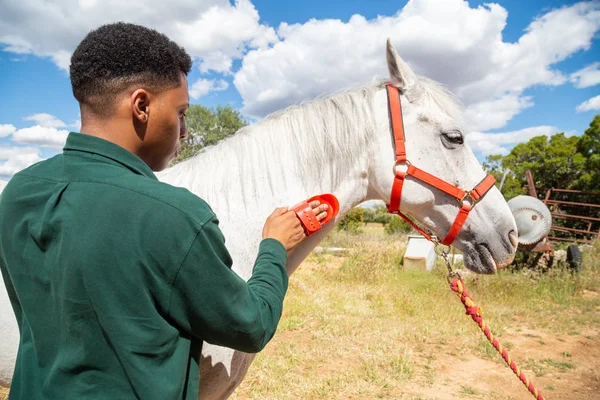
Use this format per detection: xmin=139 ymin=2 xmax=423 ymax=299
xmin=63 ymin=132 xmax=157 ymax=180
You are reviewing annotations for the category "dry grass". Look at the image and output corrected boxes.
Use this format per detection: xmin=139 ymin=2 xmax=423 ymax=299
xmin=232 ymin=229 xmax=600 ymax=399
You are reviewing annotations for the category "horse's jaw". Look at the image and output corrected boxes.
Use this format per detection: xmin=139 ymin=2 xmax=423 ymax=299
xmin=449 ymin=187 xmax=518 ymax=274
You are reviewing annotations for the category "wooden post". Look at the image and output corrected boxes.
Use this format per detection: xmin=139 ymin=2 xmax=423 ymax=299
xmin=544 ymin=189 xmax=552 ymax=205
xmin=525 ymin=170 xmax=537 ymax=198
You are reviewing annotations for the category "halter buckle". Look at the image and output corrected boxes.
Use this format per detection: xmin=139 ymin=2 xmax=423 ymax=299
xmin=457 ymin=191 xmax=477 ymax=207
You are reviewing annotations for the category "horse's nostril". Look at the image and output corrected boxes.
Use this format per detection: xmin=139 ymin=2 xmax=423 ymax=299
xmin=508 ymin=230 xmax=519 ymax=249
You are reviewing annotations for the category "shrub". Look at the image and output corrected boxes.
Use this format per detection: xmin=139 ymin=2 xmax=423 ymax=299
xmin=384 ymin=215 xmax=412 ymax=235
xmin=337 ymin=207 xmax=364 ymax=233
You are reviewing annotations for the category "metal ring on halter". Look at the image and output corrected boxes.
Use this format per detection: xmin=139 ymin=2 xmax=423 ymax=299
xmin=392 ymin=159 xmax=411 ymax=176
xmin=457 ymin=191 xmax=476 ymax=207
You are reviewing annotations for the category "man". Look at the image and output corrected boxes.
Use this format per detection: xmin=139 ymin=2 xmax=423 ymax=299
xmin=0 ymin=22 xmax=328 ymax=399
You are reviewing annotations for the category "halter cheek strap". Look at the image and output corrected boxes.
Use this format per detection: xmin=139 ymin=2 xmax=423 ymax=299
xmin=385 ymin=84 xmax=496 ymax=246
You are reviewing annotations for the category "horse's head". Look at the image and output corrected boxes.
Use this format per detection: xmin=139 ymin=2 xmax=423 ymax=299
xmin=367 ymin=40 xmax=517 ymax=274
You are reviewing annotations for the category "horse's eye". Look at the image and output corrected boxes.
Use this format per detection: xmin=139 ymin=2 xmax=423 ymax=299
xmin=441 ymin=131 xmax=464 ymax=146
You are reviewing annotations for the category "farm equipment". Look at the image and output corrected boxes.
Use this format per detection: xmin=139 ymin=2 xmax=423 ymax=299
xmin=506 ymin=171 xmax=598 ymax=271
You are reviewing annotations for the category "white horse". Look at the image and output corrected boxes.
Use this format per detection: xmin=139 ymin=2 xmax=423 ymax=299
xmin=0 ymin=178 xmax=15 ymax=386
xmin=0 ymin=40 xmax=518 ymax=397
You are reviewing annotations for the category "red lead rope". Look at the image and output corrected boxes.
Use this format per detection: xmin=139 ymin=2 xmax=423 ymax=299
xmin=384 ymin=84 xmax=544 ymax=399
xmin=449 ymin=276 xmax=545 ymax=400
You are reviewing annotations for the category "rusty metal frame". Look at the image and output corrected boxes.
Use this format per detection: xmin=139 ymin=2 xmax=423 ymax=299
xmin=524 ymin=171 xmax=599 ymax=245
xmin=543 ymin=192 xmax=600 ymax=243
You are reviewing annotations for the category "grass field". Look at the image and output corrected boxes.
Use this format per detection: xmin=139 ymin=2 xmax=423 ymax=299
xmin=1 ymin=226 xmax=599 ymax=399
xmin=231 ymin=226 xmax=600 ymax=400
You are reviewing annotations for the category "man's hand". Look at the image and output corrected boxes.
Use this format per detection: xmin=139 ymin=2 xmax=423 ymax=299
xmin=262 ymin=201 xmax=329 ymax=251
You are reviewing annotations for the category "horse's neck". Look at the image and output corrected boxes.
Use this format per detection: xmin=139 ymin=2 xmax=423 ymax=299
xmin=161 ymin=88 xmax=377 ymax=221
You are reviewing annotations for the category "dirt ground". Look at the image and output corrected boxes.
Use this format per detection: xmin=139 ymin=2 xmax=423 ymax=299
xmin=244 ymin=324 xmax=600 ymax=400
xmin=395 ymin=326 xmax=600 ymax=399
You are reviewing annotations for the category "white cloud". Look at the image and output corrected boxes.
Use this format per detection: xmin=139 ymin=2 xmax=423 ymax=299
xmin=24 ymin=113 xmax=67 ymax=128
xmin=570 ymin=62 xmax=600 ymax=88
xmin=465 ymin=95 xmax=534 ymax=132
xmin=189 ymin=78 xmax=229 ymax=99
xmin=0 ymin=114 xmax=75 ymax=179
xmin=0 ymin=124 xmax=16 ymax=138
xmin=11 ymin=126 xmax=69 ymax=149
xmin=466 ymin=126 xmax=558 ymax=156
xmin=0 ymin=35 xmax=33 ymax=54
xmin=174 ymin=0 xmax=277 ymax=73
xmin=0 ymin=0 xmax=276 ymax=74
xmin=234 ymin=0 xmax=600 ymax=126
xmin=198 ymin=52 xmax=234 ymax=74
xmin=576 ymin=95 xmax=600 ymax=112
xmin=0 ymin=146 xmax=44 ymax=179
xmin=51 ymin=50 xmax=72 ymax=72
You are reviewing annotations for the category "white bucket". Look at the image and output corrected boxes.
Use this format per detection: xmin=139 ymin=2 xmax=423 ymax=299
xmin=403 ymin=235 xmax=436 ymax=271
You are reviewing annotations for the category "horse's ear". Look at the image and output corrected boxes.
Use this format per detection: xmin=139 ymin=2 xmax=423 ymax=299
xmin=386 ymin=39 xmax=417 ymax=91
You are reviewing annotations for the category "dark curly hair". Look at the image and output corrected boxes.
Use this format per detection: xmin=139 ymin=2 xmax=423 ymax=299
xmin=70 ymin=22 xmax=192 ymax=115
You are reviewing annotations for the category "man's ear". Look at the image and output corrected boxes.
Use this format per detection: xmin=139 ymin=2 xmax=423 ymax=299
xmin=131 ymin=89 xmax=150 ymax=123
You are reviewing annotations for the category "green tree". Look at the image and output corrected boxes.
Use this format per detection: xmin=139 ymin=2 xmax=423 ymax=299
xmin=372 ymin=205 xmax=393 ymax=225
xmin=172 ymin=104 xmax=248 ymax=164
xmin=337 ymin=207 xmax=364 ymax=233
xmin=576 ymin=115 xmax=600 ymax=190
xmin=482 ymin=154 xmax=522 ymax=200
xmin=483 ymin=130 xmax=589 ymax=199
xmin=362 ymin=208 xmax=375 ymax=225
xmin=358 ymin=204 xmax=392 ymax=225
xmin=384 ymin=215 xmax=413 ymax=235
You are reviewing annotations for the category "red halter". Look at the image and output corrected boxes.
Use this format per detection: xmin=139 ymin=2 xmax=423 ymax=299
xmin=385 ymin=84 xmax=496 ymax=246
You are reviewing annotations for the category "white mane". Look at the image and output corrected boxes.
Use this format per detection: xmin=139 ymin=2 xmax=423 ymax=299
xmin=166 ymin=84 xmax=381 ymax=210
xmin=259 ymin=85 xmax=379 ymax=183
xmin=417 ymin=75 xmax=465 ymax=128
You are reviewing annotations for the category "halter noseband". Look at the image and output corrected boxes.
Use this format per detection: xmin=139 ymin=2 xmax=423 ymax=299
xmin=385 ymin=84 xmax=496 ymax=246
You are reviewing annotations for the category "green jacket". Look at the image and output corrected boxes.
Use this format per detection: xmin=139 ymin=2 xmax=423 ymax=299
xmin=0 ymin=132 xmax=289 ymax=399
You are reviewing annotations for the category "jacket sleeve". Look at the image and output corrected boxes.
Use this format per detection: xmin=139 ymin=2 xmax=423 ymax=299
xmin=167 ymin=216 xmax=289 ymax=353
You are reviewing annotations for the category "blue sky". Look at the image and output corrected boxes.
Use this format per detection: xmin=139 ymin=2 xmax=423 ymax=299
xmin=0 ymin=0 xmax=599 ymax=179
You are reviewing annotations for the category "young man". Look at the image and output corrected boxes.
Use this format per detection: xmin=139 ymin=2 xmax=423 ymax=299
xmin=0 ymin=22 xmax=328 ymax=399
